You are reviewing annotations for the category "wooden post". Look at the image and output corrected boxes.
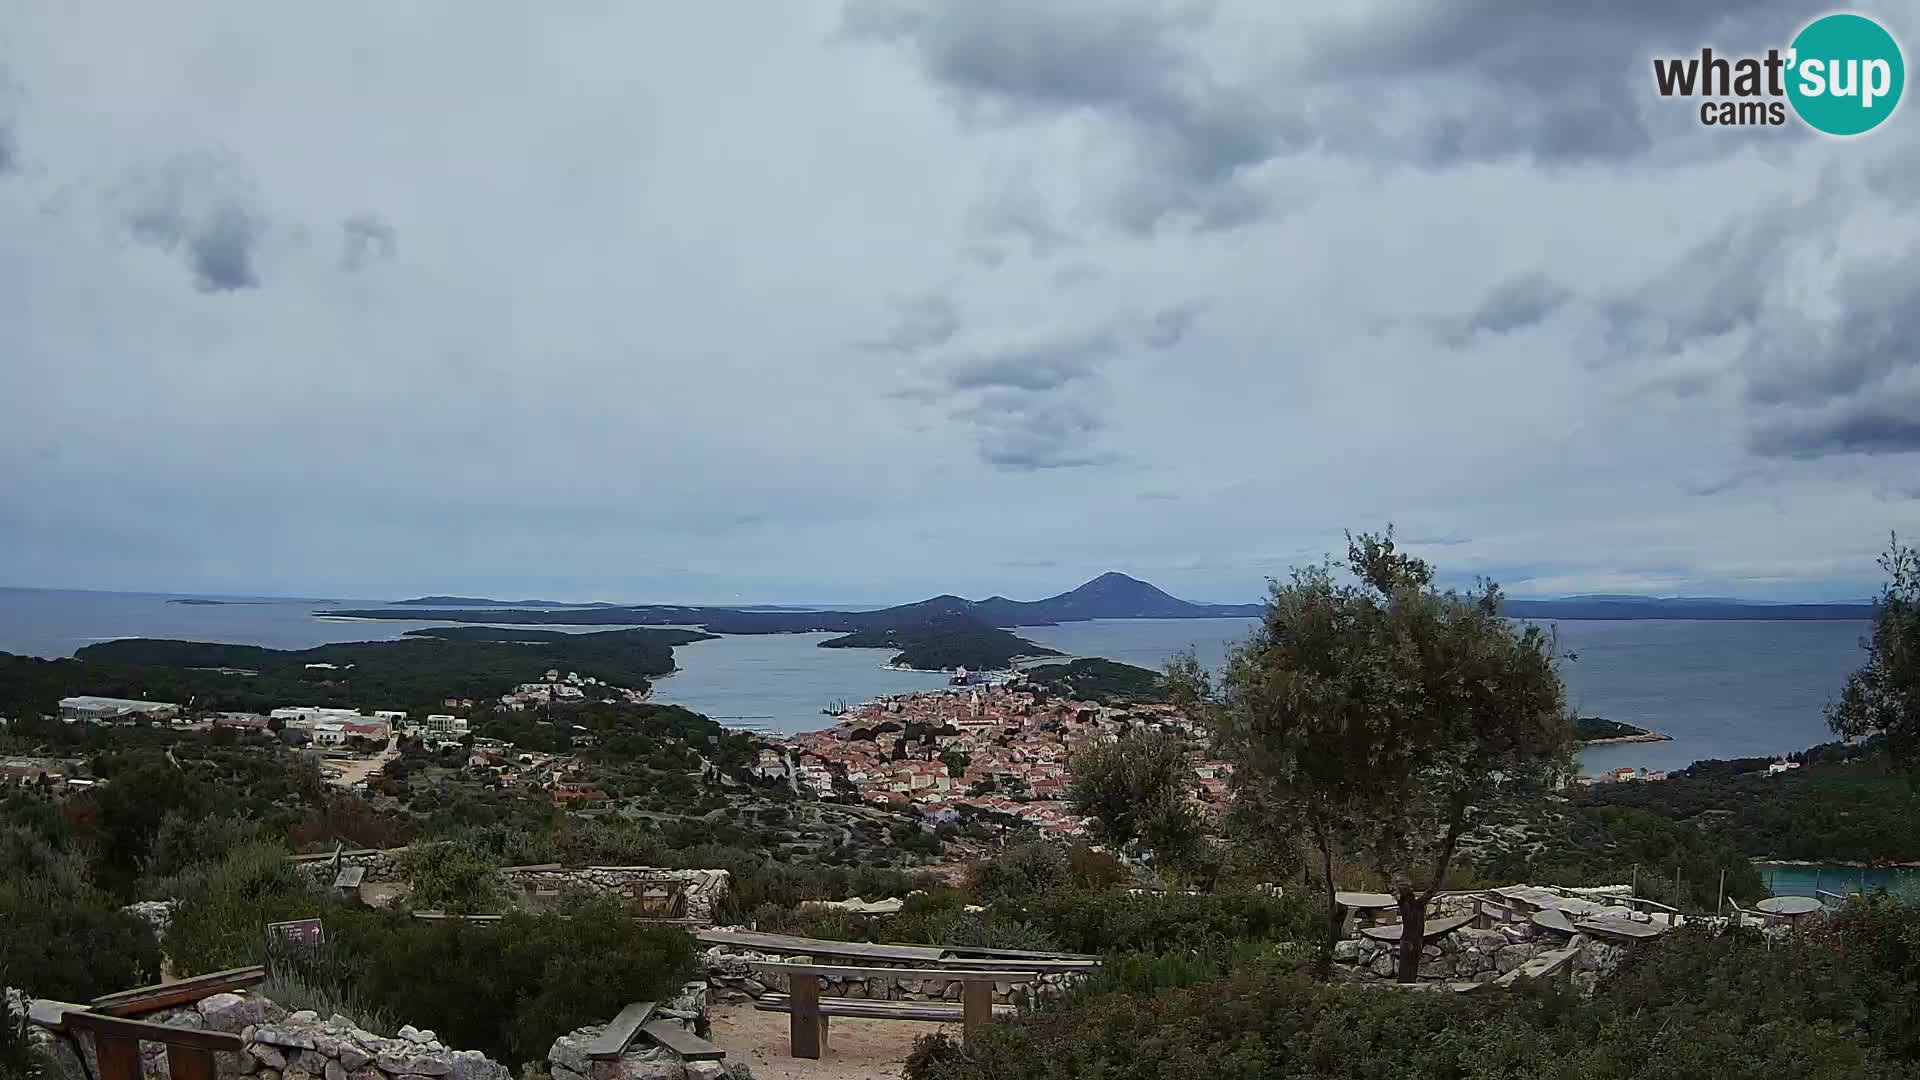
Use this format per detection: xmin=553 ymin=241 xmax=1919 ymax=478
xmin=961 ymin=979 xmax=994 ymax=1040
xmin=167 ymin=1045 xmax=218 ymax=1080
xmin=95 ymin=1034 xmax=143 ymax=1080
xmin=1717 ymin=870 xmax=1726 ymax=921
xmin=1814 ymin=868 xmax=1822 ymax=900
xmin=1631 ymin=864 xmax=1638 ymax=895
xmin=789 ymin=974 xmax=826 ymax=1059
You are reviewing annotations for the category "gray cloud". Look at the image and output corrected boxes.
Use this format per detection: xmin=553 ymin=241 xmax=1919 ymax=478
xmin=967 ymin=177 xmax=1073 ymax=257
xmin=958 ymin=391 xmax=1115 ymax=471
xmin=1437 ymin=273 xmax=1570 ymax=346
xmin=861 ymin=293 xmax=961 ymax=354
xmin=116 ymin=152 xmax=265 ymax=292
xmin=1609 ymin=177 xmax=1920 ymax=463
xmin=942 ymin=326 xmax=1114 ymax=391
xmin=1143 ymin=300 xmax=1205 ymax=349
xmin=844 ymin=0 xmax=1303 ymax=235
xmin=341 ymin=213 xmax=397 ymax=271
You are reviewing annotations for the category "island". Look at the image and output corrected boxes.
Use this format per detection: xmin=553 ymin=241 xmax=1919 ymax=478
xmin=819 ymin=615 xmax=1061 ymax=672
xmin=1021 ymin=657 xmax=1169 ymax=703
xmin=1574 ymin=716 xmax=1671 ymax=745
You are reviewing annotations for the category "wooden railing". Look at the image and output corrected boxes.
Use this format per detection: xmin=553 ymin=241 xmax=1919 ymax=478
xmin=28 ymin=966 xmax=266 ymax=1080
xmin=28 ymin=1001 xmax=243 ymax=1080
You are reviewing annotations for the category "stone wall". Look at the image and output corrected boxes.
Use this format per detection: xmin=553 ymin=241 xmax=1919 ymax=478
xmin=701 ymin=937 xmax=1085 ymax=1007
xmin=294 ymin=851 xmax=729 ymax=926
xmin=499 ymin=868 xmax=729 ymax=926
xmin=546 ymin=984 xmax=746 ymax=1080
xmin=1332 ymin=903 xmax=1635 ymax=991
xmin=26 ymin=992 xmax=511 ymax=1080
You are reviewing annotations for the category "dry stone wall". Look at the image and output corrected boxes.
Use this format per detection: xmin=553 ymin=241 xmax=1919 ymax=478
xmin=25 ymin=992 xmax=511 ymax=1080
xmin=294 ymin=851 xmax=728 ymax=926
xmin=701 ymin=936 xmax=1084 ymax=1007
xmin=545 ymin=984 xmax=745 ymax=1080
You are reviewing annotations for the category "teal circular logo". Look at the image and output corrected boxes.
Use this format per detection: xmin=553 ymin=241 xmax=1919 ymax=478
xmin=1787 ymin=13 xmax=1905 ymax=135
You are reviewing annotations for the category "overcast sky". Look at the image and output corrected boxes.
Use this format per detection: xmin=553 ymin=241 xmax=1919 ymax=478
xmin=3 ymin=2 xmax=1918 ymax=605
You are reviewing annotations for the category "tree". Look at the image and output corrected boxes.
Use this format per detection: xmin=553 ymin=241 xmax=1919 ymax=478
xmin=1067 ymin=733 xmax=1206 ymax=876
xmin=1829 ymin=534 xmax=1920 ymax=765
xmin=940 ymin=749 xmax=971 ymax=778
xmin=1180 ymin=530 xmax=1571 ymax=982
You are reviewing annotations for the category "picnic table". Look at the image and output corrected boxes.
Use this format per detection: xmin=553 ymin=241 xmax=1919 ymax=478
xmin=1755 ymin=896 xmax=1823 ymax=918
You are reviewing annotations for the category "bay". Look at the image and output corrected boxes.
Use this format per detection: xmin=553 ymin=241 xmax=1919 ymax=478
xmin=0 ymin=590 xmax=1873 ymax=775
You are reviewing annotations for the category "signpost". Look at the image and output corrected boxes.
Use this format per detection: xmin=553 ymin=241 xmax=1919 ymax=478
xmin=267 ymin=918 xmax=324 ymax=947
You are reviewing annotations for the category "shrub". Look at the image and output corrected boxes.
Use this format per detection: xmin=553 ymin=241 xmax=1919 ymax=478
xmin=167 ymin=844 xmax=325 ymax=975
xmin=1000 ymin=887 xmax=1311 ymax=956
xmin=0 ymin=823 xmax=161 ymax=1000
xmin=400 ymin=840 xmax=506 ymax=913
xmin=970 ymin=843 xmax=1069 ymax=905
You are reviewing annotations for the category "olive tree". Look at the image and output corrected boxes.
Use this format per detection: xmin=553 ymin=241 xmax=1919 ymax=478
xmin=1067 ymin=733 xmax=1206 ymax=876
xmin=1829 ymin=534 xmax=1920 ymax=765
xmin=1177 ymin=530 xmax=1571 ymax=981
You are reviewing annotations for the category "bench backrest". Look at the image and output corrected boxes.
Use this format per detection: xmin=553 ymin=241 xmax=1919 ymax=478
xmin=749 ymin=961 xmax=1041 ymax=983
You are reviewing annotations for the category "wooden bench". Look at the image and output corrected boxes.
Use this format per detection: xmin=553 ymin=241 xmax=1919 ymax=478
xmin=88 ymin=966 xmax=266 ymax=1017
xmin=30 ymin=1000 xmax=244 ymax=1080
xmin=748 ymin=962 xmax=1038 ymax=1059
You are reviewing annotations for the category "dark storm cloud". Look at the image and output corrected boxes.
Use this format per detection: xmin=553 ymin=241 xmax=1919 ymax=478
xmin=1143 ymin=300 xmax=1205 ymax=349
xmin=341 ymin=214 xmax=397 ymax=271
xmin=1437 ymin=273 xmax=1570 ymax=346
xmin=860 ymin=293 xmax=961 ymax=354
xmin=843 ymin=0 xmax=1305 ymax=235
xmin=117 ymin=153 xmax=265 ymax=292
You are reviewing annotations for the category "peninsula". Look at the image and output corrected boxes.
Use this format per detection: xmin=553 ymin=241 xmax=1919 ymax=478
xmin=1574 ymin=716 xmax=1671 ymax=745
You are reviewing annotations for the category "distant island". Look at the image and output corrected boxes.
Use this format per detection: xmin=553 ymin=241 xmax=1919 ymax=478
xmin=393 ymin=596 xmax=616 ymax=608
xmin=821 ymin=616 xmax=1062 ymax=671
xmin=326 ymin=573 xmax=1875 ymax=674
xmin=1573 ymin=716 xmax=1671 ymax=745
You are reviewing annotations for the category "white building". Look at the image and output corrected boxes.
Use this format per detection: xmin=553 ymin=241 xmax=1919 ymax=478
xmin=60 ymin=696 xmax=181 ymax=723
xmin=311 ymin=722 xmax=348 ymax=747
xmin=422 ymin=714 xmax=468 ymax=736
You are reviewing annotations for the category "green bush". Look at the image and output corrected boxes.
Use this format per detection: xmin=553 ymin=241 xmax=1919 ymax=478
xmin=167 ymin=844 xmax=326 ymax=975
xmin=970 ymin=843 xmax=1069 ymax=905
xmin=0 ymin=821 xmax=161 ymax=1000
xmin=400 ymin=840 xmax=506 ymax=914
xmin=1001 ymin=887 xmax=1311 ymax=956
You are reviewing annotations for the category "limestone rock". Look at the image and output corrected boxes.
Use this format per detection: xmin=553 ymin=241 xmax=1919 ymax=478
xmin=549 ymin=1034 xmax=594 ymax=1076
xmin=250 ymin=1045 xmax=289 ymax=1070
xmin=1495 ymin=944 xmax=1533 ymax=974
xmin=201 ymin=993 xmax=271 ymax=1033
xmin=325 ymin=1060 xmax=348 ymax=1080
xmin=253 ymin=1025 xmax=318 ymax=1051
xmin=378 ymin=1053 xmax=451 ymax=1077
xmin=339 ymin=1046 xmax=373 ymax=1071
xmin=1331 ymin=939 xmax=1361 ymax=963
xmin=288 ymin=1011 xmax=320 ymax=1025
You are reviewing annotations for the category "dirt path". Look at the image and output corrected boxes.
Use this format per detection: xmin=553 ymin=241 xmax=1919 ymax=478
xmin=327 ymin=744 xmax=398 ymax=789
xmin=705 ymin=1001 xmax=957 ymax=1080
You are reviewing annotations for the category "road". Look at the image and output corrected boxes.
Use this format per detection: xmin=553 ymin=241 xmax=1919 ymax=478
xmin=327 ymin=742 xmax=399 ymax=789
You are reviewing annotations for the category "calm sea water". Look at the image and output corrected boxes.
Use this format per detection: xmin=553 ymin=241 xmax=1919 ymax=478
xmin=0 ymin=590 xmax=1870 ymax=773
xmin=1016 ymin=616 xmax=1872 ymax=775
xmin=1757 ymin=863 xmax=1920 ymax=898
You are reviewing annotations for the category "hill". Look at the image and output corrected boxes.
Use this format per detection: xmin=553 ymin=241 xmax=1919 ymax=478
xmin=392 ymin=596 xmax=613 ymax=608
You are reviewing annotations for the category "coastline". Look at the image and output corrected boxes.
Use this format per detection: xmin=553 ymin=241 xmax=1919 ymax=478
xmin=1578 ymin=733 xmax=1673 ymax=746
xmin=1752 ymin=858 xmax=1920 ymax=869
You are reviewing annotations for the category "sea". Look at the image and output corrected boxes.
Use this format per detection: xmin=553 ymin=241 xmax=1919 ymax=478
xmin=0 ymin=588 xmax=1871 ymax=770
xmin=0 ymin=586 xmax=1900 ymax=894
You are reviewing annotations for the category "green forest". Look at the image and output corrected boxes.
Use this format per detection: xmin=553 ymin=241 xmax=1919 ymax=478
xmin=0 ymin=626 xmax=709 ymax=719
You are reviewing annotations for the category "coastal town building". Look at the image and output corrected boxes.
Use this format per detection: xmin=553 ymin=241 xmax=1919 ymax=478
xmin=58 ymin=695 xmax=182 ymax=723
